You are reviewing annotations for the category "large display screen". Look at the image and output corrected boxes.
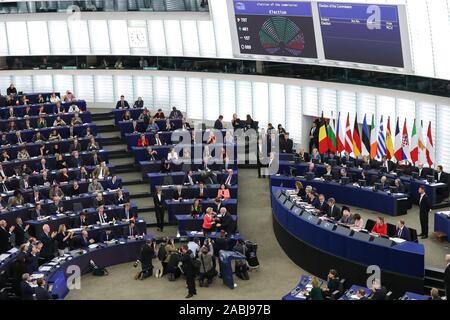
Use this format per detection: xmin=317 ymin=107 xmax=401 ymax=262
xmin=232 ymin=0 xmax=318 ymax=58
xmin=318 ymin=2 xmax=404 ymax=67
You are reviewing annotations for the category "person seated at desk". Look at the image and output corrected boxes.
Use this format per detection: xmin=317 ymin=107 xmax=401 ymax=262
xmin=15 ymin=131 xmax=24 ymax=144
xmin=68 ymin=104 xmax=80 ymax=113
xmin=84 ymin=126 xmax=95 ymax=139
xmin=430 ymin=288 xmax=442 ymax=300
xmin=379 ymin=155 xmax=395 ymax=173
xmin=323 ymin=151 xmax=339 ymax=165
xmin=146 ymin=118 xmax=160 ymax=133
xmin=115 ymin=95 xmax=130 ymax=109
xmin=357 ymin=170 xmax=370 ymax=186
xmin=310 ymin=148 xmax=321 ymax=163
xmin=322 ymin=164 xmax=335 ymax=179
xmin=184 ymin=170 xmax=197 ymax=186
xmin=55 ymin=224 xmax=73 ymax=256
xmin=107 ymin=175 xmax=121 ymax=191
xmin=173 ymin=185 xmax=184 ymax=201
xmin=122 ymin=110 xmax=132 ymax=121
xmin=196 ymin=182 xmax=206 ymax=199
xmin=55 ymin=154 xmax=68 ymax=170
xmin=326 ymin=198 xmax=342 ymax=221
xmin=358 ymin=155 xmax=371 ymax=170
xmin=69 ymin=180 xmax=81 ymax=197
xmin=7 ymin=120 xmax=16 ymax=132
xmin=350 ymin=213 xmax=364 ymax=231
xmin=124 ymin=220 xmax=141 ymax=239
xmin=154 ymin=108 xmax=165 ymax=119
xmin=92 ymin=162 xmax=110 ymax=180
xmin=0 ymin=176 xmax=10 ymax=193
xmin=378 ymin=176 xmax=390 ymax=191
xmin=371 ymin=216 xmax=388 ymax=236
xmin=356 ymin=288 xmax=368 ymax=300
xmin=337 ymin=168 xmax=350 ymax=184
xmin=100 ymin=229 xmax=116 ymax=243
xmin=295 ymin=181 xmax=306 ymax=199
xmin=137 ymin=133 xmax=149 ymax=147
xmin=49 ymin=184 xmax=64 ymax=199
xmin=133 ymin=97 xmax=144 ymax=109
xmin=7 ymin=83 xmax=17 ymax=96
xmin=190 ymin=199 xmax=202 ymax=218
xmin=181 ymin=118 xmax=191 ymax=131
xmin=70 ymin=151 xmax=83 ymax=168
xmin=217 ymin=184 xmax=230 ymax=200
xmin=167 ymin=148 xmax=178 ymax=162
xmin=93 ymin=192 xmax=105 ymax=208
xmin=73 ymin=213 xmax=89 ymax=228
xmin=162 ymin=119 xmax=172 ymax=132
xmin=340 ymin=152 xmax=354 ymax=167
xmin=305 ymin=162 xmax=317 ymax=177
xmin=31 ymin=203 xmax=45 ymax=219
xmin=96 ymin=206 xmax=111 ymax=224
xmin=50 ymin=92 xmax=60 ymax=103
xmin=73 ymin=230 xmax=95 ymax=249
xmin=169 ymin=106 xmax=183 ymax=119
xmin=121 ymin=202 xmax=136 ymax=221
xmin=160 ymin=159 xmax=171 ymax=174
xmin=87 ymin=137 xmax=100 ymax=152
xmin=71 ymin=113 xmax=83 ymax=126
xmin=295 ymin=147 xmax=310 ymax=163
xmin=279 ymin=133 xmax=293 ymax=153
xmin=88 ymin=178 xmax=104 ymax=193
xmin=370 ymin=279 xmax=387 ymax=300
xmin=339 ymin=207 xmax=354 ymax=225
xmin=214 ymin=115 xmax=224 ymax=130
xmin=53 ymin=115 xmax=66 ymax=127
xmin=73 ymin=166 xmax=89 ymax=182
xmin=38 ymin=170 xmax=53 ymax=187
xmin=308 ymin=277 xmax=324 ymax=300
xmin=16 ymin=147 xmax=30 ymax=161
xmin=146 ymin=147 xmax=159 ymax=161
xmin=18 ymin=163 xmax=32 ymax=176
xmin=139 ymin=108 xmax=151 ymax=127
xmin=413 ymin=162 xmax=431 ymax=179
xmin=0 ymin=194 xmax=8 ymax=209
xmin=0 ymin=134 xmax=10 ymax=147
xmin=308 ymin=192 xmax=320 ymax=208
xmin=49 ymin=196 xmax=64 ymax=214
xmin=222 ymin=169 xmax=236 ymax=186
xmin=114 ymin=188 xmax=126 ymax=205
xmin=321 ymin=269 xmax=340 ymax=298
xmin=316 ymin=194 xmax=329 ymax=215
xmin=48 ymin=130 xmax=62 ymax=143
xmin=435 ymin=165 xmax=448 ymax=184
xmin=392 ymin=179 xmax=405 ymax=193
xmin=231 ymin=113 xmax=241 ymax=130
xmin=36 ymin=114 xmax=47 ymax=129
xmin=88 ymin=151 xmax=102 ymax=167
xmin=7 ymin=189 xmax=25 ymax=208
xmin=395 ymin=220 xmax=411 ymax=241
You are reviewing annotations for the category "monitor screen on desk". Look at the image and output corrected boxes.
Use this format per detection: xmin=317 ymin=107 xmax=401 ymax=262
xmin=305 ymin=172 xmax=315 ymax=181
xmin=323 ymin=174 xmax=332 ymax=182
xmin=358 ymin=179 xmax=367 ymax=187
xmin=335 ymin=225 xmax=352 ymax=236
xmin=411 ymin=172 xmax=419 ymax=180
xmin=426 ymin=175 xmax=434 ymax=183
xmin=373 ymin=182 xmax=381 ymax=191
xmin=389 ymin=186 xmax=398 ymax=194
xmin=341 ymin=176 xmax=350 ymax=185
xmin=352 ymin=230 xmax=372 ymax=242
xmin=371 ymin=236 xmax=395 ymax=247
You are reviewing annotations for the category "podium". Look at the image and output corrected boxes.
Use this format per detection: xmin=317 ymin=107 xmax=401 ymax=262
xmin=219 ymin=250 xmax=246 ymax=289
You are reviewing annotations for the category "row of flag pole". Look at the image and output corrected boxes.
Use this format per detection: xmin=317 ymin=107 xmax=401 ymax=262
xmin=318 ymin=112 xmax=435 ymax=167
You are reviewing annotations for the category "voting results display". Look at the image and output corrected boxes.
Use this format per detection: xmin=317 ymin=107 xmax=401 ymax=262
xmin=231 ymin=1 xmax=318 ymax=58
xmin=318 ymin=2 xmax=405 ymax=67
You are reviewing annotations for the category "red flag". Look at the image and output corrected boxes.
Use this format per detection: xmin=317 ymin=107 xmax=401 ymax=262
xmin=344 ymin=113 xmax=353 ymax=154
xmin=426 ymin=122 xmax=434 ymax=167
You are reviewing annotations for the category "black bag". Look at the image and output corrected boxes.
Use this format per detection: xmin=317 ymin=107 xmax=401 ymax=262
xmin=235 ymin=263 xmax=249 ymax=280
xmin=157 ymin=245 xmax=167 ymax=262
xmin=192 ymin=259 xmax=201 ymax=276
xmin=92 ymin=267 xmax=109 ymax=276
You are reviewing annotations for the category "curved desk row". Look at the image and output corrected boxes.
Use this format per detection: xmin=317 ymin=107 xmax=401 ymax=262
xmin=140 ymin=160 xmax=237 ymax=177
xmin=167 ymin=198 xmax=237 ymax=222
xmin=271 ymin=186 xmax=425 ymax=295
xmin=270 ymin=175 xmax=409 ymax=216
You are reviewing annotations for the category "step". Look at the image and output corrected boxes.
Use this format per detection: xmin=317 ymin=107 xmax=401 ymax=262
xmin=101 ymin=137 xmax=123 ymax=146
xmin=92 ymin=112 xmax=113 ymax=121
xmin=423 ymin=276 xmax=445 ymax=289
xmin=122 ymin=178 xmax=144 ymax=186
xmin=107 ymin=150 xmax=133 ymax=159
xmin=431 ymin=200 xmax=450 ymax=210
xmin=114 ymin=166 xmax=141 ymax=174
xmin=97 ymin=124 xmax=117 ymax=133
xmin=137 ymin=206 xmax=155 ymax=213
xmin=129 ymin=191 xmax=152 ymax=199
xmin=425 ymin=267 xmax=445 ymax=279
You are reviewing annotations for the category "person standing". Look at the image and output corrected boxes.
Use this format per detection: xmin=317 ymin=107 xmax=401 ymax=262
xmin=153 ymin=188 xmax=165 ymax=232
xmin=418 ymin=186 xmax=431 ymax=239
xmin=181 ymin=245 xmax=197 ymax=298
xmin=309 ymin=119 xmax=319 ymax=153
xmin=445 ymin=254 xmax=450 ymax=298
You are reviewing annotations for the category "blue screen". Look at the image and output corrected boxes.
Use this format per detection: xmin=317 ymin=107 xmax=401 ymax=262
xmin=233 ymin=1 xmax=318 ymax=58
xmin=318 ymin=2 xmax=404 ymax=67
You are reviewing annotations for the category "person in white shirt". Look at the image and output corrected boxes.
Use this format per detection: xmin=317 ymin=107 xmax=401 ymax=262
xmin=187 ymin=238 xmax=200 ymax=258
xmin=50 ymin=92 xmax=60 ymax=103
xmin=167 ymin=148 xmax=178 ymax=162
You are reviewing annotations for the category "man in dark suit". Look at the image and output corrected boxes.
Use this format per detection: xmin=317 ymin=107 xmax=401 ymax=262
xmin=73 ymin=230 xmax=94 ymax=249
xmin=445 ymin=254 xmax=450 ymax=298
xmin=306 ymin=162 xmax=317 ymax=177
xmin=327 ymin=198 xmax=342 ymax=221
xmin=316 ymin=194 xmax=329 ymax=216
xmin=88 ymin=151 xmax=102 ymax=167
xmin=99 ymin=229 xmax=116 ymax=243
xmin=379 ymin=155 xmax=395 ymax=173
xmin=413 ymin=163 xmax=431 ymax=179
xmin=214 ymin=115 xmax=224 ymax=130
xmin=0 ymin=220 xmax=12 ymax=253
xmin=20 ymin=273 xmax=35 ymax=300
xmin=418 ymin=186 xmax=431 ymax=239
xmin=184 ymin=170 xmax=197 ymax=186
xmin=123 ymin=221 xmax=140 ymax=238
xmin=321 ymin=269 xmax=340 ymax=298
xmin=70 ymin=151 xmax=83 ymax=168
xmin=340 ymin=152 xmax=355 ymax=167
xmin=39 ymin=224 xmax=56 ymax=263
xmin=370 ymin=279 xmax=387 ymax=300
xmin=309 ymin=119 xmax=319 ymax=154
xmin=222 ymin=169 xmax=236 ymax=186
xmin=73 ymin=213 xmax=89 ymax=228
xmin=13 ymin=217 xmax=29 ymax=247
xmin=393 ymin=179 xmax=405 ymax=193
xmin=395 ymin=220 xmax=411 ymax=241
xmin=379 ymin=176 xmax=390 ymax=191
xmin=35 ymin=278 xmax=51 ymax=300
xmin=435 ymin=165 xmax=448 ymax=184
xmin=279 ymin=133 xmax=293 ymax=153
xmin=153 ymin=188 xmax=165 ymax=231
xmin=115 ymin=95 xmax=130 ymax=109
xmin=308 ymin=192 xmax=320 ymax=209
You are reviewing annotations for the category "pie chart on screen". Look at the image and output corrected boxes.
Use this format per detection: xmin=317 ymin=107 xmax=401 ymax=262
xmin=258 ymin=16 xmax=306 ymax=56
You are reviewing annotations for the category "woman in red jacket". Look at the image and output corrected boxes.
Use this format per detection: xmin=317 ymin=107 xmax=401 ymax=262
xmin=202 ymin=207 xmax=215 ymax=235
xmin=371 ymin=216 xmax=387 ymax=236
xmin=137 ymin=133 xmax=149 ymax=147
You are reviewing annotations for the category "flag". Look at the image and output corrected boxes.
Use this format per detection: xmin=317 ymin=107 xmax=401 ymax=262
xmin=426 ymin=121 xmax=434 ymax=167
xmin=336 ymin=112 xmax=345 ymax=154
xmin=418 ymin=120 xmax=426 ymax=164
xmin=327 ymin=116 xmax=337 ymax=153
xmin=361 ymin=114 xmax=370 ymax=156
xmin=386 ymin=117 xmax=394 ymax=160
xmin=318 ymin=112 xmax=328 ymax=154
xmin=352 ymin=115 xmax=362 ymax=157
xmin=401 ymin=118 xmax=410 ymax=161
xmin=344 ymin=113 xmax=353 ymax=154
xmin=377 ymin=116 xmax=386 ymax=159
xmin=370 ymin=114 xmax=377 ymax=160
xmin=410 ymin=119 xmax=418 ymax=164
xmin=394 ymin=117 xmax=403 ymax=161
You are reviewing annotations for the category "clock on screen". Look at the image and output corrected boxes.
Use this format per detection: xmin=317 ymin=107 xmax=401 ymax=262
xmin=128 ymin=27 xmax=147 ymax=48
